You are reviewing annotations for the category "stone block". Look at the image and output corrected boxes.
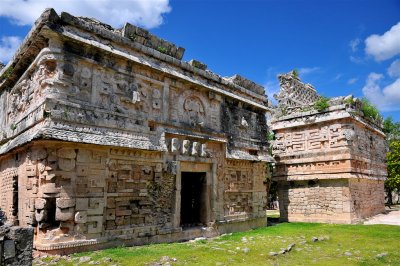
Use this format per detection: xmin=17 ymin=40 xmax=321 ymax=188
xmin=88 ymin=216 xmax=103 ymax=234
xmin=31 ymin=148 xmax=48 ymax=160
xmin=200 ymin=144 xmax=208 ymax=157
xmin=75 ymin=223 xmax=87 ymax=233
xmin=41 ymin=183 xmax=60 ymax=194
xmin=56 ymin=207 xmax=75 ymax=221
xmin=191 ymin=142 xmax=200 ymax=156
xmin=76 ymin=165 xmax=89 ymax=176
xmin=171 ymin=138 xmax=179 ymax=153
xmin=106 ymin=198 xmax=115 ymax=208
xmin=115 ymin=217 xmax=124 ymax=226
xmin=88 ymin=177 xmax=106 ymax=187
xmin=26 ymin=165 xmax=37 ymax=177
xmin=88 ymin=198 xmax=104 ymax=215
xmin=116 ymin=209 xmax=132 ymax=216
xmin=75 ymin=211 xmax=87 ymax=223
xmin=35 ymin=198 xmax=47 ymax=209
xmin=182 ymin=140 xmax=190 ymax=155
xmin=57 ymin=148 xmax=76 ymax=159
xmin=56 ymin=198 xmax=76 ymax=209
xmin=106 ymin=209 xmax=116 ymax=220
xmin=35 ymin=209 xmax=48 ymax=222
xmin=189 ymin=59 xmax=207 ymax=70
xmin=76 ymin=198 xmax=89 ymax=210
xmin=142 ymin=166 xmax=152 ymax=175
xmin=4 ymin=240 xmax=16 ymax=260
xmin=7 ymin=226 xmax=34 ymax=251
xmin=77 ymin=149 xmax=92 ymax=162
xmin=58 ymin=158 xmax=76 ymax=171
xmin=155 ymin=163 xmax=163 ymax=173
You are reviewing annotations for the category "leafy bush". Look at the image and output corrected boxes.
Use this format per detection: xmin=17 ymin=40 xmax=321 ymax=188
xmin=344 ymin=96 xmax=353 ymax=105
xmin=384 ymin=117 xmax=400 ymax=140
xmin=157 ymin=46 xmax=167 ymax=53
xmin=361 ymin=98 xmax=381 ymax=120
xmin=313 ymin=96 xmax=330 ymax=112
xmin=292 ymin=69 xmax=299 ymax=78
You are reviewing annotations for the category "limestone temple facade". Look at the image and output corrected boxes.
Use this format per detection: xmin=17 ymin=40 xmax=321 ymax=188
xmin=0 ymin=9 xmax=272 ymax=253
xmin=0 ymin=9 xmax=388 ymax=256
xmin=271 ymin=71 xmax=387 ymax=224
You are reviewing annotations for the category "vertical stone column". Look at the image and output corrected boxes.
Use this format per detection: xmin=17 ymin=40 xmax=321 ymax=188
xmin=171 ymin=161 xmax=181 ymax=228
xmin=162 ymin=77 xmax=170 ymax=123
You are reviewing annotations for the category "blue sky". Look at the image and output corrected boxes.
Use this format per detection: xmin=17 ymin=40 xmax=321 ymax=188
xmin=1 ymin=0 xmax=399 ymax=121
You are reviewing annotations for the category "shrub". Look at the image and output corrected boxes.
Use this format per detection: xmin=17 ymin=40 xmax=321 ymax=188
xmin=361 ymin=98 xmax=381 ymax=120
xmin=313 ymin=96 xmax=330 ymax=112
xmin=344 ymin=96 xmax=353 ymax=105
xmin=157 ymin=46 xmax=167 ymax=54
xmin=292 ymin=69 xmax=299 ymax=78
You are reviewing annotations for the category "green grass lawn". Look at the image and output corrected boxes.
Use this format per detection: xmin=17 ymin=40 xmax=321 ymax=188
xmin=38 ymin=223 xmax=400 ymax=266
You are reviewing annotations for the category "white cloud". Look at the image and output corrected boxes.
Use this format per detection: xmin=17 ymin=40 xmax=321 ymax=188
xmin=0 ymin=36 xmax=22 ymax=63
xmin=349 ymin=38 xmax=360 ymax=52
xmin=263 ymin=67 xmax=282 ymax=106
xmin=347 ymin=78 xmax=358 ymax=85
xmin=365 ymin=22 xmax=400 ymax=61
xmin=333 ymin=73 xmax=343 ymax=81
xmin=362 ymin=72 xmax=400 ymax=111
xmin=264 ymin=79 xmax=280 ymax=106
xmin=298 ymin=67 xmax=320 ymax=76
xmin=350 ymin=55 xmax=364 ymax=64
xmin=0 ymin=0 xmax=171 ymax=28
xmin=388 ymin=59 xmax=400 ymax=78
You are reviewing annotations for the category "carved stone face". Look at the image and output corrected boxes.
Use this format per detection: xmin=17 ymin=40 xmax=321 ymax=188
xmin=183 ymin=96 xmax=205 ymax=126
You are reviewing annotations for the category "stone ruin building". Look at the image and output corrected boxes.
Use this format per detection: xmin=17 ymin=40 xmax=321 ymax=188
xmin=271 ymin=71 xmax=387 ymax=224
xmin=0 ymin=9 xmax=273 ymax=253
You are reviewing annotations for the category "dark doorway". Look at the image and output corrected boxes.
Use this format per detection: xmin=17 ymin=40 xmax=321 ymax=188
xmin=180 ymin=172 xmax=207 ymax=228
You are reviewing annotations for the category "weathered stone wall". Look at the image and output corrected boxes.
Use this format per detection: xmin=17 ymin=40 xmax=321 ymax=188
xmin=278 ymin=179 xmax=351 ymax=223
xmin=0 ymin=141 xmax=267 ymax=253
xmin=277 ymin=178 xmax=385 ymax=223
xmin=0 ymin=226 xmax=34 ymax=266
xmin=0 ymin=9 xmax=271 ymax=253
xmin=0 ymin=155 xmax=19 ymax=225
xmin=349 ymin=179 xmax=385 ymax=220
xmin=0 ymin=10 xmax=271 ymax=253
xmin=272 ymin=72 xmax=387 ymax=224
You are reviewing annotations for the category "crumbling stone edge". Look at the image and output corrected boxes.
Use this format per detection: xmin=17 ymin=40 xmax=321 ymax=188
xmin=0 ymin=225 xmax=33 ymax=266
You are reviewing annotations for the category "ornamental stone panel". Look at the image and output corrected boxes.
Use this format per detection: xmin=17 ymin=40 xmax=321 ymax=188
xmin=0 ymin=9 xmax=272 ymax=254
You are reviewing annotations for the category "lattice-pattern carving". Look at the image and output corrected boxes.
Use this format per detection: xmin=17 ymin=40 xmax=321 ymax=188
xmin=274 ymin=71 xmax=320 ymax=109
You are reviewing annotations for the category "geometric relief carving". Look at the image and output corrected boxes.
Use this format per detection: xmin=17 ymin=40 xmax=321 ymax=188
xmin=285 ymin=160 xmax=348 ymax=174
xmin=273 ymin=123 xmax=356 ymax=155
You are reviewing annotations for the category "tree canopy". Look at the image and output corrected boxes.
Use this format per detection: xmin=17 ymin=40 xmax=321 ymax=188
xmin=383 ymin=116 xmax=400 ymax=204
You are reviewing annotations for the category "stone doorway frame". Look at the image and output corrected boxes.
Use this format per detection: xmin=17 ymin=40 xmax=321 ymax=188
xmin=172 ymin=161 xmax=214 ymax=229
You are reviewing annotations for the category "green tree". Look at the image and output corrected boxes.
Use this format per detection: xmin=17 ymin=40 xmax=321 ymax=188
xmin=383 ymin=117 xmax=400 ymax=205
xmin=383 ymin=117 xmax=400 ymax=141
xmin=386 ymin=140 xmax=400 ymax=205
